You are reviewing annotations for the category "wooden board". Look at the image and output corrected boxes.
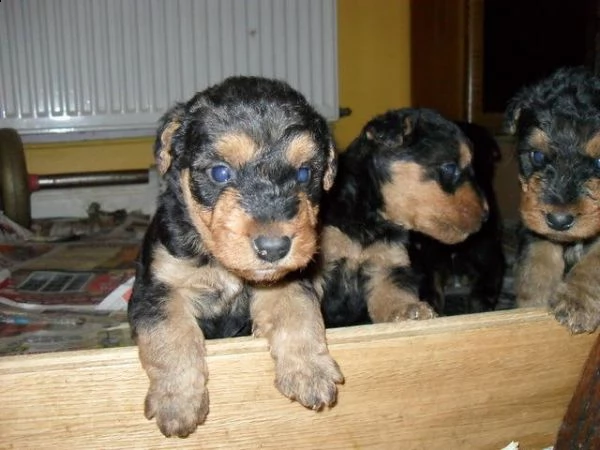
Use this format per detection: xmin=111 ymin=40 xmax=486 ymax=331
xmin=0 ymin=308 xmax=595 ymax=450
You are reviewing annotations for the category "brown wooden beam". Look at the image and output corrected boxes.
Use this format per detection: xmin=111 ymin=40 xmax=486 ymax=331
xmin=555 ymin=333 xmax=600 ymax=449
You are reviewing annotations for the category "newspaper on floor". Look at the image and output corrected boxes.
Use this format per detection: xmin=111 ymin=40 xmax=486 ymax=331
xmin=0 ymin=211 xmax=34 ymax=242
xmin=0 ymin=208 xmax=145 ymax=312
xmin=0 ymin=209 xmax=144 ymax=355
xmin=0 ymin=241 xmax=138 ymax=311
xmin=0 ymin=305 xmax=133 ymax=355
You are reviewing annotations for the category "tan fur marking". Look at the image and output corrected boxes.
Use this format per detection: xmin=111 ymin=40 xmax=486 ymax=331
xmin=519 ymin=176 xmax=552 ymax=236
xmin=319 ymin=227 xmax=409 ymax=270
xmin=286 ymin=133 xmax=317 ymax=167
xmin=323 ymin=144 xmax=337 ymax=191
xmin=152 ymin=245 xmax=245 ymax=317
xmin=516 ymin=239 xmax=565 ymax=308
xmin=584 ymin=177 xmax=600 ymax=203
xmin=181 ymin=169 xmax=217 ymax=250
xmin=362 ymin=241 xmax=434 ymax=322
xmin=137 ymin=322 xmax=208 ymax=437
xmin=527 ymin=127 xmax=551 ymax=152
xmin=381 ymin=161 xmax=485 ymax=244
xmin=250 ymin=281 xmax=343 ymax=408
xmin=584 ymin=132 xmax=600 ymax=158
xmin=212 ymin=189 xmax=318 ymax=281
xmin=551 ymin=237 xmax=600 ymax=333
xmin=365 ymin=267 xmax=434 ymax=323
xmin=507 ymin=107 xmax=521 ymax=135
xmin=519 ymin=174 xmax=528 ymax=192
xmin=313 ymin=226 xmax=358 ymax=300
xmin=137 ymin=244 xmax=248 ymax=437
xmin=137 ymin=245 xmax=248 ymax=437
xmin=317 ymin=226 xmax=434 ymax=322
xmin=403 ymin=115 xmax=413 ymax=137
xmin=181 ymin=169 xmax=318 ymax=282
xmin=459 ymin=142 xmax=472 ymax=169
xmin=360 ymin=241 xmax=411 ymax=267
xmin=520 ymin=176 xmax=600 ymax=242
xmin=319 ymin=226 xmax=363 ymax=271
xmin=214 ymin=133 xmax=258 ymax=168
xmin=157 ymin=121 xmax=180 ymax=175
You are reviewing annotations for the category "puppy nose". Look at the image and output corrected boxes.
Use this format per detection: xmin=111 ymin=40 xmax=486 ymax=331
xmin=545 ymin=212 xmax=575 ymax=231
xmin=253 ymin=236 xmax=291 ymax=262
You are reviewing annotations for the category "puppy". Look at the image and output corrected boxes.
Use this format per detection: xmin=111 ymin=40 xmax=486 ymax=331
xmin=505 ymin=66 xmax=600 ymax=334
xmin=315 ymin=108 xmax=489 ymax=327
xmin=128 ymin=76 xmax=343 ymax=437
xmin=408 ymin=122 xmax=506 ymax=315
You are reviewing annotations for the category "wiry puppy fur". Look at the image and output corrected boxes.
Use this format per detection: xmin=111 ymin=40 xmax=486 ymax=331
xmin=315 ymin=108 xmax=489 ymax=327
xmin=128 ymin=76 xmax=342 ymax=438
xmin=506 ymin=66 xmax=600 ymax=334
xmin=409 ymin=122 xmax=505 ymax=315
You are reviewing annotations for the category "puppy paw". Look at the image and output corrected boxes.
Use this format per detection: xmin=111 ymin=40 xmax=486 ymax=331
xmin=391 ymin=301 xmax=437 ymax=321
xmin=144 ymin=382 xmax=209 ymax=438
xmin=550 ymin=282 xmax=600 ymax=334
xmin=275 ymin=353 xmax=344 ymax=410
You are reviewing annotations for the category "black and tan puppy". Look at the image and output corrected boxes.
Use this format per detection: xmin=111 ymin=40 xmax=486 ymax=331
xmin=315 ymin=108 xmax=489 ymax=327
xmin=409 ymin=122 xmax=505 ymax=315
xmin=506 ymin=66 xmax=600 ymax=334
xmin=128 ymin=76 xmax=342 ymax=437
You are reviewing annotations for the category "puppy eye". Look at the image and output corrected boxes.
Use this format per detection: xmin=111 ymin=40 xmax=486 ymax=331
xmin=595 ymin=158 xmax=600 ymax=171
xmin=296 ymin=166 xmax=311 ymax=183
xmin=529 ymin=151 xmax=547 ymax=168
xmin=208 ymin=165 xmax=232 ymax=183
xmin=439 ymin=162 xmax=460 ymax=185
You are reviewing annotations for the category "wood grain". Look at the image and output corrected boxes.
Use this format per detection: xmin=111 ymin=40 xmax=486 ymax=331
xmin=0 ymin=308 xmax=595 ymax=450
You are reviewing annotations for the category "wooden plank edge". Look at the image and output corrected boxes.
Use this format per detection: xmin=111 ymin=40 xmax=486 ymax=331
xmin=0 ymin=307 xmax=566 ymax=374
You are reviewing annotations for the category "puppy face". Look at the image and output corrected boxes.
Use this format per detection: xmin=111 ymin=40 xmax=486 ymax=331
xmin=505 ymin=67 xmax=600 ymax=243
xmin=364 ymin=108 xmax=488 ymax=244
xmin=156 ymin=77 xmax=336 ymax=283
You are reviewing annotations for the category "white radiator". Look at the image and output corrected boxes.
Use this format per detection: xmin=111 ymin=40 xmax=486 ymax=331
xmin=0 ymin=0 xmax=338 ymax=139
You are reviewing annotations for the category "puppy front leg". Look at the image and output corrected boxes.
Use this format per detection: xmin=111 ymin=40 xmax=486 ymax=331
xmin=135 ymin=293 xmax=209 ymax=438
xmin=366 ymin=266 xmax=436 ymax=322
xmin=251 ymin=282 xmax=343 ymax=409
xmin=551 ymin=240 xmax=600 ymax=333
xmin=515 ymin=239 xmax=564 ymax=308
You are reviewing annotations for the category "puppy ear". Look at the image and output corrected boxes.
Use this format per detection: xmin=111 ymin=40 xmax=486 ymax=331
xmin=364 ymin=109 xmax=415 ymax=146
xmin=504 ymin=82 xmax=537 ymax=136
xmin=323 ymin=141 xmax=338 ymax=191
xmin=503 ymin=101 xmax=522 ymax=136
xmin=155 ymin=103 xmax=185 ymax=175
xmin=401 ymin=114 xmax=414 ymax=137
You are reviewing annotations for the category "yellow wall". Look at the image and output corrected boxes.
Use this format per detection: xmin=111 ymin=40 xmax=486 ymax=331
xmin=23 ymin=0 xmax=412 ymax=175
xmin=25 ymin=138 xmax=156 ymax=174
xmin=334 ymin=0 xmax=411 ymax=148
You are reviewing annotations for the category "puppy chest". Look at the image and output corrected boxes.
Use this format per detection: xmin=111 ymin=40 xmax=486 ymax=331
xmin=184 ymin=271 xmax=249 ymax=318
